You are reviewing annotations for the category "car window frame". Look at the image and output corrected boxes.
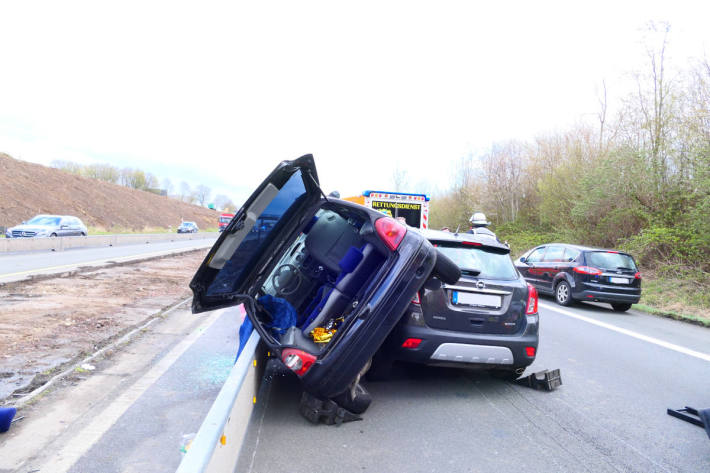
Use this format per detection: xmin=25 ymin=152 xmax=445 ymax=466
xmin=525 ymin=246 xmax=546 ymax=263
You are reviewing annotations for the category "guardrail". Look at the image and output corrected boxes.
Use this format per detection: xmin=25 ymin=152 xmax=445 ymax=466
xmin=0 ymin=232 xmax=218 ymax=253
xmin=176 ymin=330 xmax=263 ymax=473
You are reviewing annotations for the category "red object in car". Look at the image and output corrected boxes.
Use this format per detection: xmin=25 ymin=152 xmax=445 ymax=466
xmin=525 ymin=346 xmax=536 ymax=357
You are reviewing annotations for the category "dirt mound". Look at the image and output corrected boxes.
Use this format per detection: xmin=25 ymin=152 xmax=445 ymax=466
xmin=0 ymin=153 xmax=221 ymax=231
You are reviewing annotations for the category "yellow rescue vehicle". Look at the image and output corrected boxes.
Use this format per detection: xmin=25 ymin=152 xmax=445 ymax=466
xmin=343 ymin=190 xmax=430 ymax=229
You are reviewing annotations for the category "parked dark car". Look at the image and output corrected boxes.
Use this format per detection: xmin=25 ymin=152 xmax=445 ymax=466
xmin=5 ymin=214 xmax=88 ymax=238
xmin=371 ymin=229 xmax=539 ymax=380
xmin=189 ymin=155 xmax=459 ymax=419
xmin=515 ymin=243 xmax=641 ymax=312
xmin=177 ymin=221 xmax=199 ymax=233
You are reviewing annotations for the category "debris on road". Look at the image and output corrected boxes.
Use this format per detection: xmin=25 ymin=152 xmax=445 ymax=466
xmin=516 ymin=369 xmax=563 ymax=391
xmin=667 ymin=406 xmax=710 ymax=440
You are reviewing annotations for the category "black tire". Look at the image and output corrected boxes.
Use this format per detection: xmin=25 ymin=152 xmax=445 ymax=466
xmin=432 ymin=249 xmax=461 ymax=285
xmin=611 ymin=303 xmax=632 ymax=312
xmin=332 ymin=383 xmax=372 ymax=415
xmin=81 ymin=232 xmax=87 ymax=237
xmin=555 ymin=280 xmax=573 ymax=306
xmin=50 ymin=233 xmax=57 ymax=238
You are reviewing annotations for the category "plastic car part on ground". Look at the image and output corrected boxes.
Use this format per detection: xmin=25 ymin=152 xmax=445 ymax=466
xmin=667 ymin=406 xmax=710 ymax=440
xmin=515 ymin=369 xmax=563 ymax=391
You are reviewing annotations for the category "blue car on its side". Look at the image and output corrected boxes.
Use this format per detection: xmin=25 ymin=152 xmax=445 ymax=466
xmin=189 ymin=155 xmax=459 ymax=422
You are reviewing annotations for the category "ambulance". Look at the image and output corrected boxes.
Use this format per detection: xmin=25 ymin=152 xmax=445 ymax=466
xmin=343 ymin=190 xmax=430 ymax=229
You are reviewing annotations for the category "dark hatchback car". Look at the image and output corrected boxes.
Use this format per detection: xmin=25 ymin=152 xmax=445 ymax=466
xmin=189 ymin=155 xmax=459 ymax=419
xmin=515 ymin=243 xmax=641 ymax=312
xmin=373 ymin=229 xmax=539 ymax=380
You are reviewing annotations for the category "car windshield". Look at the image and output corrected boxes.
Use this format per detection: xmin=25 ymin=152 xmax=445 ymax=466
xmin=585 ymin=251 xmax=637 ymax=271
xmin=26 ymin=216 xmax=61 ymax=226
xmin=434 ymin=242 xmax=517 ymax=280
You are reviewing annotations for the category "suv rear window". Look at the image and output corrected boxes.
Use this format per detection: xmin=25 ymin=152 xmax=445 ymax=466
xmin=433 ymin=242 xmax=517 ymax=280
xmin=585 ymin=251 xmax=637 ymax=271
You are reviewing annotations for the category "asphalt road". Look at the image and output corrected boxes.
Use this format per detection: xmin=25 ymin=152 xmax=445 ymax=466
xmin=238 ymin=300 xmax=710 ymax=473
xmin=0 ymin=236 xmax=217 ymax=283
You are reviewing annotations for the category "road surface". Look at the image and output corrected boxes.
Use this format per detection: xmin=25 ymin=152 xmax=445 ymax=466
xmin=238 ymin=299 xmax=710 ymax=473
xmin=0 ymin=236 xmax=217 ymax=283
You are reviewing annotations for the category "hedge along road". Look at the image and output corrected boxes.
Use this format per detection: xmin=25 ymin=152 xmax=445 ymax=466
xmin=0 ymin=236 xmax=218 ymax=283
xmin=238 ymin=300 xmax=710 ymax=473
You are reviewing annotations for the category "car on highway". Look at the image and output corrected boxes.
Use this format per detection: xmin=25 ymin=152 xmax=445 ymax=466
xmin=4 ymin=215 xmax=88 ymax=238
xmin=189 ymin=154 xmax=460 ymax=420
xmin=370 ymin=229 xmax=539 ymax=381
xmin=515 ymin=243 xmax=641 ymax=311
xmin=177 ymin=221 xmax=199 ymax=233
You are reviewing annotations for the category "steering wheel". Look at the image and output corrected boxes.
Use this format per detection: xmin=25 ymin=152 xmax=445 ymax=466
xmin=271 ymin=264 xmax=302 ymax=296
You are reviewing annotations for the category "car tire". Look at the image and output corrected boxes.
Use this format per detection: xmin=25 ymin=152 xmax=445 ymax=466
xmin=50 ymin=233 xmax=57 ymax=238
xmin=611 ymin=303 xmax=632 ymax=312
xmin=555 ymin=280 xmax=572 ymax=306
xmin=332 ymin=383 xmax=372 ymax=415
xmin=432 ymin=249 xmax=461 ymax=285
xmin=81 ymin=232 xmax=87 ymax=236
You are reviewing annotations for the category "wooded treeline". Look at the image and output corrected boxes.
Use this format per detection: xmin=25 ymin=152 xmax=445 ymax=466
xmin=431 ymin=28 xmax=709 ymax=270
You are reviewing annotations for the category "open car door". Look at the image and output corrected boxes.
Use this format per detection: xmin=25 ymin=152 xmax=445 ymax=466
xmin=190 ymin=154 xmax=321 ymax=313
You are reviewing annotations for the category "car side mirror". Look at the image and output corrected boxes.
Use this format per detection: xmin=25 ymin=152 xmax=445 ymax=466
xmin=519 ymin=257 xmax=526 ymax=263
xmin=568 ymin=257 xmax=574 ymax=262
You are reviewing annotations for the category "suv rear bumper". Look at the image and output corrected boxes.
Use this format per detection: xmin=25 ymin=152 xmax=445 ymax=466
xmin=384 ymin=312 xmax=539 ymax=370
xmin=574 ymin=288 xmax=641 ymax=304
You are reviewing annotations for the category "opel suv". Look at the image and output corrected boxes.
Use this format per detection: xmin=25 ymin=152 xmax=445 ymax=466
xmin=371 ymin=229 xmax=539 ymax=380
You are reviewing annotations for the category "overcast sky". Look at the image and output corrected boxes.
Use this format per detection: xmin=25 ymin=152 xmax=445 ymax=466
xmin=1 ymin=1 xmax=709 ymax=206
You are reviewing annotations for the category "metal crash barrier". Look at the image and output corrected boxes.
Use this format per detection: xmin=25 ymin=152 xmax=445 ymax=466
xmin=176 ymin=330 xmax=263 ymax=473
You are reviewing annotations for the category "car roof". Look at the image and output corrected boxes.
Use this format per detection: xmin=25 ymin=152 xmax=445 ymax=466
xmin=532 ymin=243 xmax=631 ymax=254
xmin=414 ymin=228 xmax=510 ymax=252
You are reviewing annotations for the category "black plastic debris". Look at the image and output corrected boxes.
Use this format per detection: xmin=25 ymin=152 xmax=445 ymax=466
xmin=299 ymin=392 xmax=362 ymax=425
xmin=667 ymin=406 xmax=710 ymax=440
xmin=516 ymin=369 xmax=562 ymax=391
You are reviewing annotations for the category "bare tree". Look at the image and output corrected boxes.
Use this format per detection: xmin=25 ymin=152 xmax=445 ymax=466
xmin=162 ymin=177 xmax=174 ymax=196
xmin=195 ymin=184 xmax=212 ymax=206
xmin=179 ymin=181 xmax=192 ymax=202
xmin=392 ymin=166 xmax=410 ymax=191
xmin=214 ymin=194 xmax=235 ymax=211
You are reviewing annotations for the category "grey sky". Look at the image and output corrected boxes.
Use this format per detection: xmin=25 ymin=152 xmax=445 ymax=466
xmin=1 ymin=0 xmax=709 ymax=206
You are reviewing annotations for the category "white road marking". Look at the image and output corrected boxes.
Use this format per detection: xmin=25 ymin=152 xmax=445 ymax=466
xmin=539 ymin=302 xmax=710 ymax=362
xmin=44 ymin=308 xmax=226 ymax=473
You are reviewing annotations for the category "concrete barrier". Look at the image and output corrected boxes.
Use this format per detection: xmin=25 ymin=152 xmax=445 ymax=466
xmin=0 ymin=232 xmax=218 ymax=253
xmin=176 ymin=329 xmax=264 ymax=473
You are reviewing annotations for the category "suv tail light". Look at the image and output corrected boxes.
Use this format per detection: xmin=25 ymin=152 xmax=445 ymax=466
xmin=281 ymin=348 xmax=316 ymax=376
xmin=573 ymin=266 xmax=603 ymax=276
xmin=634 ymin=272 xmax=642 ymax=279
xmin=526 ymin=283 xmax=538 ymax=315
xmin=402 ymin=338 xmax=422 ymax=349
xmin=411 ymin=291 xmax=421 ymax=305
xmin=375 ymin=217 xmax=407 ymax=251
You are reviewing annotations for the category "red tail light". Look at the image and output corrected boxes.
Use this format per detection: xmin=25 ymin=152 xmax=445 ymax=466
xmin=375 ymin=217 xmax=407 ymax=251
xmin=462 ymin=241 xmax=482 ymax=246
xmin=526 ymin=283 xmax=538 ymax=314
xmin=525 ymin=346 xmax=536 ymax=357
xmin=634 ymin=272 xmax=642 ymax=280
xmin=281 ymin=349 xmax=316 ymax=376
xmin=411 ymin=292 xmax=421 ymax=305
xmin=573 ymin=266 xmax=603 ymax=276
xmin=401 ymin=338 xmax=422 ymax=349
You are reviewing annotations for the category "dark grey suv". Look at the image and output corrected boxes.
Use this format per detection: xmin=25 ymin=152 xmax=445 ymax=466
xmin=371 ymin=229 xmax=539 ymax=380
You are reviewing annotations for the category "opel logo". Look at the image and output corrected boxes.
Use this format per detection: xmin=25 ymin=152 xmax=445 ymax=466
xmin=475 ymin=280 xmax=485 ymax=289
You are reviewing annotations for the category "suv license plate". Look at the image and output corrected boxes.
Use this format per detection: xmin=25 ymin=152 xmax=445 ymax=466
xmin=453 ymin=291 xmax=502 ymax=308
xmin=609 ymin=277 xmax=629 ymax=284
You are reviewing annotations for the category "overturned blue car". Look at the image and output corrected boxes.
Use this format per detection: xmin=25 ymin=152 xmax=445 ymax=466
xmin=189 ymin=155 xmax=459 ymax=422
